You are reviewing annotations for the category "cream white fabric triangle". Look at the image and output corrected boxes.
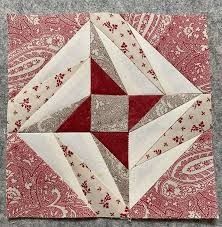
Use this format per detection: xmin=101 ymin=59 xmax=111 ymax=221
xmin=129 ymin=95 xmax=200 ymax=169
xmin=20 ymin=60 xmax=90 ymax=131
xmin=128 ymin=24 xmax=202 ymax=94
xmin=94 ymin=25 xmax=163 ymax=95
xmin=129 ymin=134 xmax=201 ymax=208
xmin=56 ymin=132 xmax=124 ymax=203
xmin=18 ymin=133 xmax=88 ymax=205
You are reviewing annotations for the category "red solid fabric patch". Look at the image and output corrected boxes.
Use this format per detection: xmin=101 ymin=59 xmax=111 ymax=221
xmin=93 ymin=132 xmax=129 ymax=168
xmin=91 ymin=58 xmax=126 ymax=95
xmin=128 ymin=95 xmax=162 ymax=130
xmin=57 ymin=97 xmax=91 ymax=132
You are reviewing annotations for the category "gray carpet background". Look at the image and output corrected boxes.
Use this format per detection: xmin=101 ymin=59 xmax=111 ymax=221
xmin=0 ymin=0 xmax=221 ymax=226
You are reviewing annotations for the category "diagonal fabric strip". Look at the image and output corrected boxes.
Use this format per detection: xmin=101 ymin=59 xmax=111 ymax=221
xmin=137 ymin=94 xmax=212 ymax=165
xmin=7 ymin=62 xmax=83 ymax=133
xmin=56 ymin=137 xmax=128 ymax=218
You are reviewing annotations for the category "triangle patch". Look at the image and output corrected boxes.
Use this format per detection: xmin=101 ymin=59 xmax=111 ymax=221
xmin=57 ymin=96 xmax=91 ymax=132
xmin=128 ymin=95 xmax=162 ymax=130
xmin=91 ymin=58 xmax=126 ymax=95
xmin=93 ymin=132 xmax=129 ymax=169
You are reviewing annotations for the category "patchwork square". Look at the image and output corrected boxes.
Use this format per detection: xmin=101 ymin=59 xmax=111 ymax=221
xmin=91 ymin=95 xmax=128 ymax=132
xmin=6 ymin=12 xmax=218 ymax=219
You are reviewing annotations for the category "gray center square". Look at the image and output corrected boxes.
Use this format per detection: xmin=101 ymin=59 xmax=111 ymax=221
xmin=91 ymin=95 xmax=128 ymax=132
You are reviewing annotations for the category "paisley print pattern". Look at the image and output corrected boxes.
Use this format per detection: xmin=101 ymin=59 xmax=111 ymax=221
xmin=130 ymin=130 xmax=218 ymax=219
xmin=122 ymin=13 xmax=211 ymax=93
xmin=6 ymin=134 xmax=95 ymax=218
xmin=8 ymin=13 xmax=89 ymax=98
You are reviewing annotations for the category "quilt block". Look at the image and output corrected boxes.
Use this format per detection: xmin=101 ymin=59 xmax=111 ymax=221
xmin=6 ymin=12 xmax=218 ymax=219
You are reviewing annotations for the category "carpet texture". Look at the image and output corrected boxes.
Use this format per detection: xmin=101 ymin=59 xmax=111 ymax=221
xmin=0 ymin=0 xmax=222 ymax=226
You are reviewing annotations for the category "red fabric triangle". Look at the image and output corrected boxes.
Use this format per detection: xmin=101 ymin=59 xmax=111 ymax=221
xmin=57 ymin=97 xmax=91 ymax=132
xmin=129 ymin=95 xmax=162 ymax=130
xmin=91 ymin=58 xmax=126 ymax=95
xmin=93 ymin=132 xmax=129 ymax=169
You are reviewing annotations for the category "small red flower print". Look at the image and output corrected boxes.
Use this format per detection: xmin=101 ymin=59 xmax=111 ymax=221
xmin=81 ymin=180 xmax=91 ymax=195
xmin=127 ymin=29 xmax=132 ymax=35
xmin=110 ymin=212 xmax=114 ymax=216
xmin=189 ymin=115 xmax=194 ymax=119
xmin=68 ymin=68 xmax=72 ymax=72
xmin=80 ymin=163 xmax=89 ymax=168
xmin=20 ymin=98 xmax=31 ymax=112
xmin=191 ymin=121 xmax=205 ymax=133
xmin=173 ymin=135 xmax=184 ymax=144
xmin=193 ymin=100 xmax=202 ymax=108
xmin=148 ymin=69 xmax=155 ymax=75
xmin=120 ymin=33 xmax=124 ymax=37
xmin=36 ymin=95 xmax=40 ymax=99
xmin=178 ymin=117 xmax=183 ymax=123
xmin=103 ymin=21 xmax=118 ymax=33
xmin=15 ymin=120 xmax=21 ymax=128
xmin=61 ymin=145 xmax=73 ymax=157
xmin=120 ymin=207 xmax=129 ymax=218
xmin=97 ymin=186 xmax=102 ymax=191
xmin=46 ymin=85 xmax=50 ymax=90
xmin=55 ymin=73 xmax=65 ymax=87
xmin=32 ymin=85 xmax=38 ymax=91
xmin=99 ymin=193 xmax=111 ymax=208
xmin=153 ymin=149 xmax=162 ymax=155
xmin=139 ymin=48 xmax=146 ymax=58
xmin=120 ymin=42 xmax=128 ymax=53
